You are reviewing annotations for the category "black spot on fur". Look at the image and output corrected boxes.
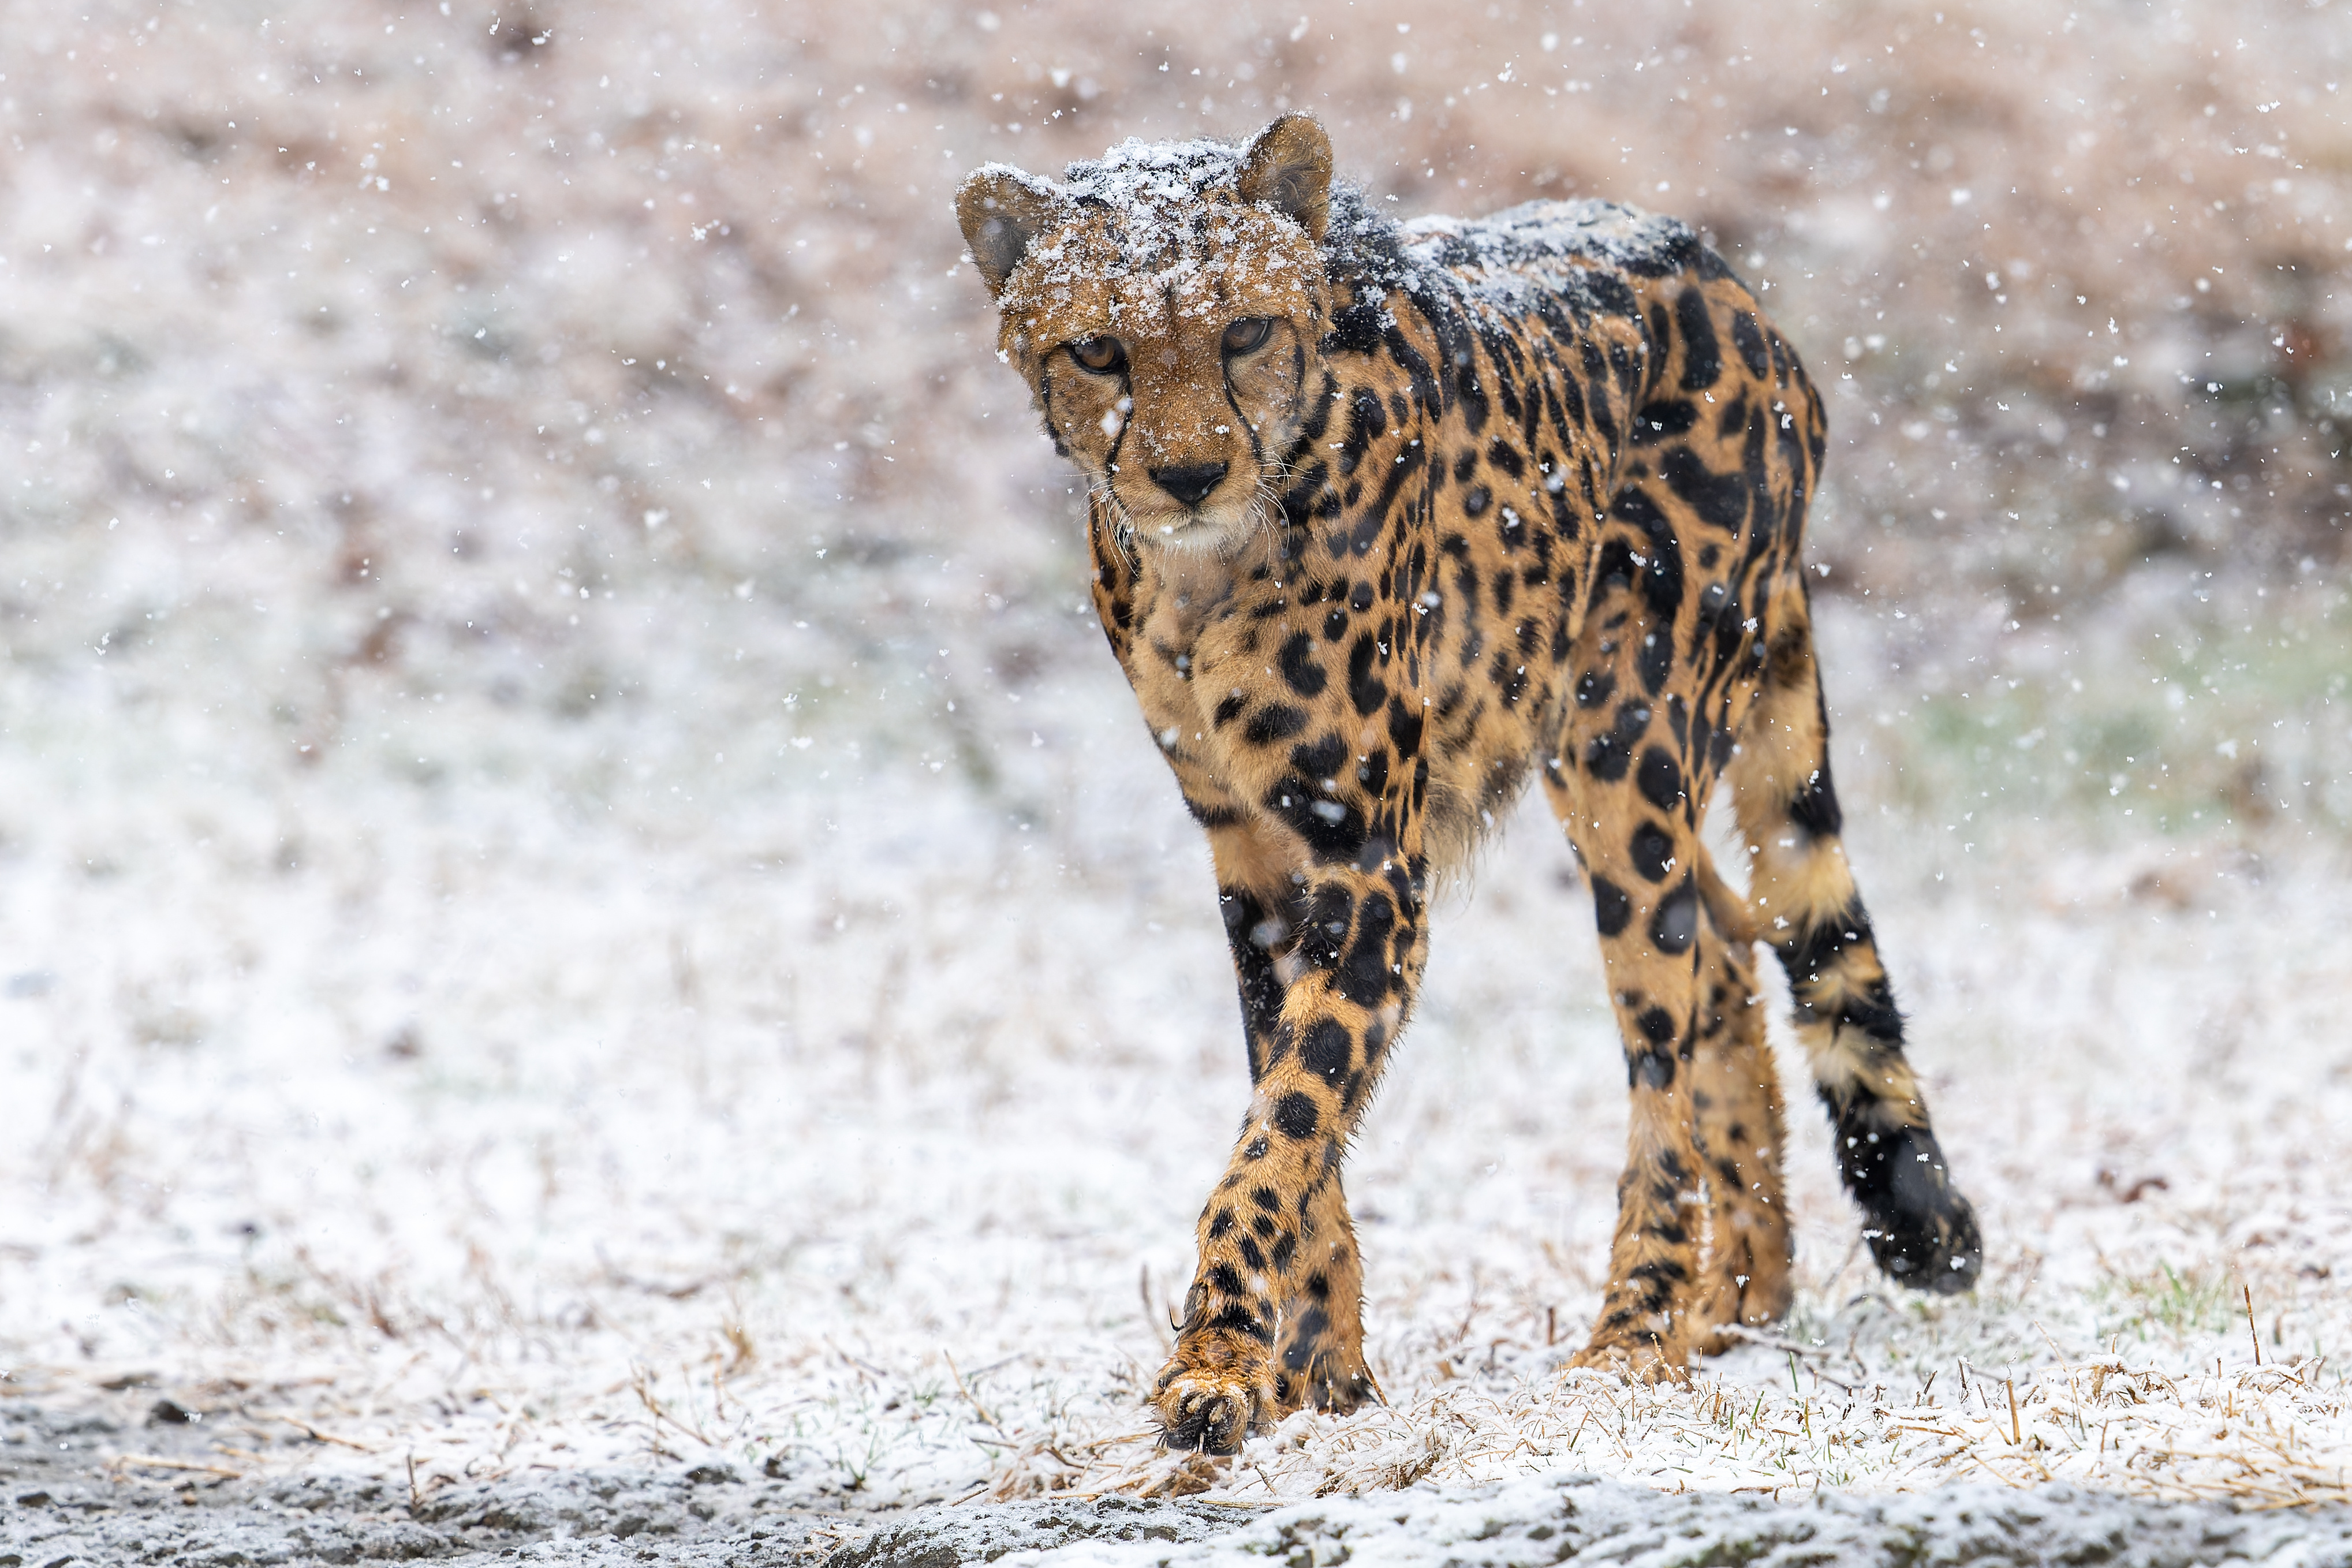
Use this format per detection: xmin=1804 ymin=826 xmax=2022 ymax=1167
xmin=1273 ymin=1092 xmax=1320 ymax=1140
xmin=1279 ymin=460 xmax=1332 ymax=532
xmin=1186 ymin=797 xmax=1242 ymax=829
xmin=1385 ymin=698 xmax=1424 ymax=758
xmin=1348 ymin=634 xmax=1384 ymax=716
xmin=1336 ymin=391 xmax=1384 ymax=477
xmin=1205 ymin=1302 xmax=1274 ymax=1344
xmin=1591 ymin=875 xmax=1632 ymax=937
xmin=1337 ymin=940 xmax=1392 ymax=1007
xmin=1637 ymin=746 xmax=1683 ymax=811
xmin=1730 ymin=309 xmax=1769 ymax=378
xmin=1326 ymin=304 xmax=1387 ymax=356
xmin=1651 ymin=876 xmax=1699 ymax=954
xmin=1301 ymin=1020 xmax=1352 ymax=1085
xmin=1290 ymin=733 xmax=1348 ymax=784
xmin=1336 ymin=894 xmax=1398 ymax=1005
xmin=1789 ymin=764 xmax=1844 ymax=839
xmin=1658 ymin=445 xmax=1749 ymax=534
xmin=1675 ymin=285 xmax=1723 ymax=392
xmin=1778 ymin=901 xmax=1879 ymax=991
xmin=1244 ymin=704 xmax=1309 ymax=745
xmin=1265 ymin=776 xmax=1367 ymax=859
xmin=1613 ymin=487 xmax=1685 ymax=628
xmin=1630 ymin=823 xmax=1675 ymax=883
xmin=1638 ymin=629 xmax=1675 ymax=697
xmin=1277 ymin=633 xmax=1327 ymax=699
xmin=1281 ymin=1307 xmax=1331 ymax=1370
xmin=1630 ymin=400 xmax=1697 ymax=447
xmin=1583 ymin=701 xmax=1651 ymax=782
xmin=1594 ymin=539 xmax=1637 ymax=595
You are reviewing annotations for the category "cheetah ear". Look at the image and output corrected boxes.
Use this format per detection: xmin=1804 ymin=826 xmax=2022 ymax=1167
xmin=1238 ymin=113 xmax=1333 ymax=242
xmin=956 ymin=165 xmax=1069 ymax=298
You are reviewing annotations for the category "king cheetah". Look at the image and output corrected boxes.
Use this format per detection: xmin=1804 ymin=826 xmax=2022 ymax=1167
xmin=957 ymin=114 xmax=1980 ymax=1454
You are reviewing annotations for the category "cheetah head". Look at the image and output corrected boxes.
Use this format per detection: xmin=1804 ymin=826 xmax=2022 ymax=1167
xmin=958 ymin=114 xmax=1336 ymax=554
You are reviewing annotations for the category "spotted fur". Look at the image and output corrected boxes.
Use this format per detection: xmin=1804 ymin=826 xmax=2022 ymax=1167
xmin=958 ymin=116 xmax=1980 ymax=1454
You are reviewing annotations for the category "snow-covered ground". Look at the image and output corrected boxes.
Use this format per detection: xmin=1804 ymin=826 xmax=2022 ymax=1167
xmin=5 ymin=0 xmax=2351 ymax=1550
xmin=6 ymin=573 xmax=2351 ymax=1518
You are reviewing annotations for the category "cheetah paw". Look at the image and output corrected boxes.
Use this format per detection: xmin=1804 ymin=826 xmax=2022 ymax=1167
xmin=1566 ymin=1331 xmax=1692 ymax=1384
xmin=1865 ymin=1143 xmax=1984 ymax=1297
xmin=1276 ymin=1362 xmax=1379 ymax=1418
xmin=1151 ymin=1337 xmax=1276 ymax=1454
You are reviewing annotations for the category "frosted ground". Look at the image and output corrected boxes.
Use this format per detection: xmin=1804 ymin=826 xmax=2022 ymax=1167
xmin=4 ymin=0 xmax=2352 ymax=1560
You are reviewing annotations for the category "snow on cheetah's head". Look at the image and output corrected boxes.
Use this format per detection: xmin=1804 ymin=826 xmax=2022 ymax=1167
xmin=958 ymin=114 xmax=1336 ymax=554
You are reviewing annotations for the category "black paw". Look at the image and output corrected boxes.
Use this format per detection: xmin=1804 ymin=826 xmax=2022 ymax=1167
xmin=1847 ymin=1126 xmax=1982 ymax=1294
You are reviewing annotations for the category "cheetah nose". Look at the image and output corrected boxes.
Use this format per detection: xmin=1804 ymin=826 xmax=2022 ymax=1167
xmin=1150 ymin=462 xmax=1228 ymax=509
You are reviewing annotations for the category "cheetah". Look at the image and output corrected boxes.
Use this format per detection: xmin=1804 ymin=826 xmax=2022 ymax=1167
xmin=957 ymin=114 xmax=1980 ymax=1454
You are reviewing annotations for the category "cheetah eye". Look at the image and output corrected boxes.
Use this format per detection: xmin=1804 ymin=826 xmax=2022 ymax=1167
xmin=1069 ymin=336 xmax=1126 ymax=374
xmin=1221 ymin=317 xmax=1274 ymax=356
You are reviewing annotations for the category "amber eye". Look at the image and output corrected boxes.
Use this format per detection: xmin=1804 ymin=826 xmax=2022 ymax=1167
xmin=1220 ymin=317 xmax=1274 ymax=356
xmin=1069 ymin=336 xmax=1126 ymax=374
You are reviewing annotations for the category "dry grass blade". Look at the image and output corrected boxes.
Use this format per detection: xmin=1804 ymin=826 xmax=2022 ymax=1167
xmin=252 ymin=1409 xmax=378 ymax=1451
xmin=108 ymin=1454 xmax=244 ymax=1479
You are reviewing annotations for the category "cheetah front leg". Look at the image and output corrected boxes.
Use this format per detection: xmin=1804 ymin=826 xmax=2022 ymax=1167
xmin=1274 ymin=1172 xmax=1373 ymax=1414
xmin=1155 ymin=845 xmax=1425 ymax=1452
xmin=1206 ymin=826 xmax=1377 ymax=1421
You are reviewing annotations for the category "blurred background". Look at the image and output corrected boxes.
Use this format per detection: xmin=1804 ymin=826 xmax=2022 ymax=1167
xmin=2 ymin=0 xmax=2349 ymax=1509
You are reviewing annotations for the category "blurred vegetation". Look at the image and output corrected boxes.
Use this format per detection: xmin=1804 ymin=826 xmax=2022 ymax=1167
xmin=1846 ymin=576 xmax=2352 ymax=837
xmin=2092 ymin=1262 xmax=2242 ymax=1343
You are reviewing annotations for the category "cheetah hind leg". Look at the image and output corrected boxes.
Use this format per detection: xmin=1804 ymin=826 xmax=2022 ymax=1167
xmin=1685 ymin=863 xmax=1794 ymax=1353
xmin=1730 ymin=614 xmax=1983 ymax=1295
xmin=1272 ymin=1174 xmax=1377 ymax=1417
